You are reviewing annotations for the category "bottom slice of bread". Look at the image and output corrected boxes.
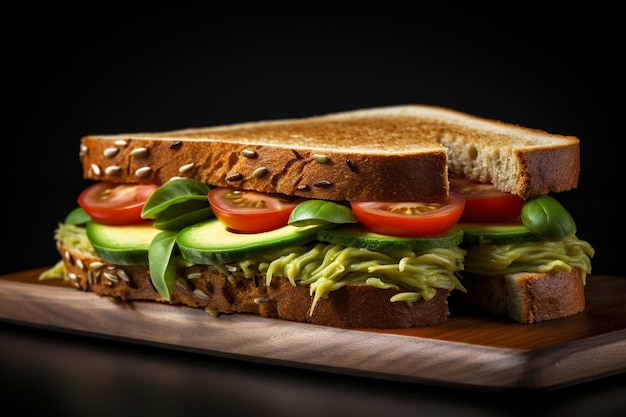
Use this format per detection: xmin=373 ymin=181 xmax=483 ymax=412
xmin=460 ymin=269 xmax=585 ymax=323
xmin=58 ymin=243 xmax=450 ymax=329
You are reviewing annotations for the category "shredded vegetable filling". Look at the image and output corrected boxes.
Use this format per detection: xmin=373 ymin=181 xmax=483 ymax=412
xmin=231 ymin=243 xmax=466 ymax=315
xmin=463 ymin=236 xmax=595 ymax=283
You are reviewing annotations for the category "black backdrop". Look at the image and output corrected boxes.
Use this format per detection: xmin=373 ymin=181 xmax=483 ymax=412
xmin=3 ymin=5 xmax=621 ymax=276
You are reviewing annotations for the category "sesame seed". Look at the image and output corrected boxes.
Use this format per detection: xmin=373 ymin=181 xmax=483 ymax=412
xmin=254 ymin=297 xmax=271 ymax=304
xmin=179 ymin=162 xmax=195 ymax=173
xmin=105 ymin=166 xmax=121 ymax=175
xmin=135 ymin=166 xmax=152 ymax=177
xmin=346 ymin=159 xmax=357 ymax=173
xmin=130 ymin=147 xmax=149 ymax=157
xmin=68 ymin=272 xmax=78 ymax=281
xmin=80 ymin=144 xmax=88 ymax=157
xmin=104 ymin=147 xmax=119 ymax=157
xmin=296 ymin=184 xmax=310 ymax=191
xmin=169 ymin=141 xmax=182 ymax=150
xmin=114 ymin=140 xmax=128 ymax=147
xmin=90 ymin=163 xmax=101 ymax=176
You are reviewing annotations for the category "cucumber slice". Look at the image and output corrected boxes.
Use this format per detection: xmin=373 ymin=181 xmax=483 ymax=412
xmin=176 ymin=218 xmax=327 ymax=264
xmin=458 ymin=222 xmax=539 ymax=244
xmin=317 ymin=225 xmax=463 ymax=251
xmin=86 ymin=221 xmax=162 ymax=265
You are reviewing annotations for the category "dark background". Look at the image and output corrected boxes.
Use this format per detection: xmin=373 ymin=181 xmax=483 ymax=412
xmin=3 ymin=5 xmax=621 ymax=276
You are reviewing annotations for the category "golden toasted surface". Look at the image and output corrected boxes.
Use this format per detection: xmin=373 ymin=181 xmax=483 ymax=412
xmin=80 ymin=104 xmax=580 ymax=200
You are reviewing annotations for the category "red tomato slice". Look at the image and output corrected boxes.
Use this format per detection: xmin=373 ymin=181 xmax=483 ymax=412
xmin=208 ymin=187 xmax=303 ymax=233
xmin=449 ymin=178 xmax=524 ymax=222
xmin=78 ymin=181 xmax=159 ymax=225
xmin=350 ymin=192 xmax=465 ymax=237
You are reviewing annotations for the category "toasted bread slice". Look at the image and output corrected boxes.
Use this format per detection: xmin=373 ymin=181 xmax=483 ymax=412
xmin=79 ymin=105 xmax=580 ymax=201
xmin=460 ymin=269 xmax=585 ymax=323
xmin=57 ymin=243 xmax=450 ymax=329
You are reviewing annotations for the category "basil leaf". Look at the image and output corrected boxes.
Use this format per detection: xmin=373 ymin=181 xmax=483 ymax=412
xmin=148 ymin=230 xmax=178 ymax=301
xmin=154 ymin=207 xmax=215 ymax=230
xmin=288 ymin=200 xmax=358 ymax=226
xmin=521 ymin=195 xmax=577 ymax=241
xmin=64 ymin=207 xmax=92 ymax=225
xmin=142 ymin=179 xmax=211 ymax=219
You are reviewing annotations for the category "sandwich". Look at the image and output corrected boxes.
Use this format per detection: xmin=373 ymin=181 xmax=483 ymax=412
xmin=41 ymin=105 xmax=595 ymax=328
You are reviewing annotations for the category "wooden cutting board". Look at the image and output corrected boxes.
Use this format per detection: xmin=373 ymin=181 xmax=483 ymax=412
xmin=1 ymin=268 xmax=624 ymax=390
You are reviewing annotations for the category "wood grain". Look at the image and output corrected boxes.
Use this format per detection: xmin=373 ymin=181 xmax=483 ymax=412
xmin=1 ymin=268 xmax=625 ymax=390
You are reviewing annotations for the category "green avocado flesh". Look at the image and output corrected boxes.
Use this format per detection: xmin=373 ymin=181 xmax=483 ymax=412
xmin=176 ymin=218 xmax=328 ymax=264
xmin=457 ymin=222 xmax=539 ymax=245
xmin=86 ymin=221 xmax=162 ymax=265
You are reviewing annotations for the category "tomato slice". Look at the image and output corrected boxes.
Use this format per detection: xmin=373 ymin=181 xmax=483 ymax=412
xmin=350 ymin=192 xmax=465 ymax=237
xmin=449 ymin=178 xmax=524 ymax=223
xmin=208 ymin=187 xmax=303 ymax=233
xmin=78 ymin=181 xmax=159 ymax=225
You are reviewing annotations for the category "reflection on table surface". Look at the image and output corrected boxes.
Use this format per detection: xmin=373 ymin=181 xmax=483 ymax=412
xmin=1 ymin=321 xmax=625 ymax=417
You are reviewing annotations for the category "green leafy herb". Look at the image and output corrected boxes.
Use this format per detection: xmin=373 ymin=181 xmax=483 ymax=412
xmin=141 ymin=179 xmax=211 ymax=219
xmin=149 ymin=230 xmax=178 ymax=301
xmin=521 ymin=195 xmax=576 ymax=241
xmin=288 ymin=200 xmax=357 ymax=226
xmin=64 ymin=207 xmax=92 ymax=225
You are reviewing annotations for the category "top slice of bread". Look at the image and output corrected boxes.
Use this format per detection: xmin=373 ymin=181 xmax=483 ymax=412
xmin=79 ymin=104 xmax=580 ymax=201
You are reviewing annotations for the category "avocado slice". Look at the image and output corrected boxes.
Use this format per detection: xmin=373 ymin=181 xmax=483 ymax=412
xmin=176 ymin=218 xmax=327 ymax=264
xmin=317 ymin=225 xmax=464 ymax=250
xmin=86 ymin=221 xmax=162 ymax=265
xmin=457 ymin=222 xmax=539 ymax=244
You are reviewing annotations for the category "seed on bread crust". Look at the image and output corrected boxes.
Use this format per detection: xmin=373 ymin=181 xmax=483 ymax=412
xmin=135 ymin=166 xmax=152 ymax=177
xmin=226 ymin=172 xmax=243 ymax=181
xmin=130 ymin=147 xmax=149 ymax=158
xmin=313 ymin=180 xmax=333 ymax=188
xmin=104 ymin=147 xmax=120 ymax=157
xmin=169 ymin=141 xmax=182 ymax=150
xmin=90 ymin=163 xmax=101 ymax=176
xmin=312 ymin=154 xmax=330 ymax=164
xmin=253 ymin=167 xmax=268 ymax=178
xmin=179 ymin=162 xmax=195 ymax=173
xmin=105 ymin=165 xmax=121 ymax=175
xmin=241 ymin=149 xmax=258 ymax=158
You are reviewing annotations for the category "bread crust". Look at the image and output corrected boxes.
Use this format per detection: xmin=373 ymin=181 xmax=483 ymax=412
xmin=460 ymin=269 xmax=585 ymax=323
xmin=58 ymin=243 xmax=450 ymax=329
xmin=79 ymin=105 xmax=580 ymax=200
